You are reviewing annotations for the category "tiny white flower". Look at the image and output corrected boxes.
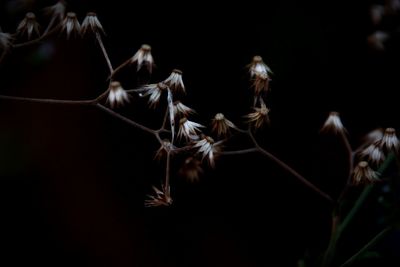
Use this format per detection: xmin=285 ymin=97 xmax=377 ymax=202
xmin=17 ymin=12 xmax=40 ymax=39
xmin=44 ymin=0 xmax=66 ymax=22
xmin=211 ymin=113 xmax=236 ymax=137
xmin=138 ymin=82 xmax=167 ymax=108
xmin=352 ymin=161 xmax=379 ymax=185
xmin=61 ymin=12 xmax=81 ymax=39
xmin=177 ymin=117 xmax=204 ymax=141
xmin=380 ymin=128 xmax=399 ymax=152
xmin=164 ymin=69 xmax=185 ymax=94
xmin=173 ymin=101 xmax=196 ymax=118
xmin=131 ymin=44 xmax=155 ymax=73
xmin=107 ymin=81 xmax=130 ymax=108
xmin=248 ymin=55 xmax=273 ymax=78
xmin=193 ymin=135 xmax=222 ymax=168
xmin=360 ymin=143 xmax=385 ymax=166
xmin=145 ymin=185 xmax=172 ymax=207
xmin=245 ymin=102 xmax=270 ymax=129
xmin=320 ymin=111 xmax=346 ymax=134
xmin=81 ymin=12 xmax=105 ymax=36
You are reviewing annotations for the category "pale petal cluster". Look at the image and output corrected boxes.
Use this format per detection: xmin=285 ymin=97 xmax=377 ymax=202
xmin=193 ymin=136 xmax=221 ymax=167
xmin=138 ymin=82 xmax=167 ymax=108
xmin=62 ymin=12 xmax=81 ymax=39
xmin=248 ymin=56 xmax=272 ymax=94
xmin=173 ymin=101 xmax=195 ymax=117
xmin=380 ymin=128 xmax=399 ymax=152
xmin=145 ymin=186 xmax=172 ymax=207
xmin=245 ymin=102 xmax=270 ymax=129
xmin=164 ymin=69 xmax=185 ymax=94
xmin=107 ymin=81 xmax=130 ymax=108
xmin=352 ymin=161 xmax=379 ymax=185
xmin=131 ymin=44 xmax=155 ymax=73
xmin=360 ymin=143 xmax=385 ymax=166
xmin=177 ymin=117 xmax=204 ymax=141
xmin=320 ymin=112 xmax=346 ymax=134
xmin=211 ymin=113 xmax=236 ymax=137
xmin=81 ymin=12 xmax=104 ymax=35
xmin=17 ymin=12 xmax=40 ymax=39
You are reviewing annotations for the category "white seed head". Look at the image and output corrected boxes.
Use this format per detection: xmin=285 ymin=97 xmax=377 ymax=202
xmin=380 ymin=127 xmax=399 ymax=152
xmin=360 ymin=143 xmax=385 ymax=166
xmin=107 ymin=81 xmax=130 ymax=108
xmin=320 ymin=111 xmax=346 ymax=134
xmin=177 ymin=117 xmax=204 ymax=141
xmin=164 ymin=69 xmax=185 ymax=94
xmin=211 ymin=113 xmax=236 ymax=137
xmin=81 ymin=12 xmax=105 ymax=35
xmin=138 ymin=82 xmax=167 ymax=108
xmin=352 ymin=161 xmax=380 ymax=185
xmin=248 ymin=55 xmax=273 ymax=78
xmin=173 ymin=101 xmax=196 ymax=117
xmin=193 ymin=135 xmax=221 ymax=168
xmin=17 ymin=12 xmax=40 ymax=39
xmin=245 ymin=102 xmax=270 ymax=129
xmin=131 ymin=44 xmax=155 ymax=73
xmin=145 ymin=185 xmax=172 ymax=207
xmin=61 ymin=12 xmax=81 ymax=39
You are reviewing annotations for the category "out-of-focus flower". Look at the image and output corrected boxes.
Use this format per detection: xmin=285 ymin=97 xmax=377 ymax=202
xmin=81 ymin=12 xmax=104 ymax=36
xmin=320 ymin=111 xmax=346 ymax=134
xmin=61 ymin=12 xmax=81 ymax=39
xmin=380 ymin=127 xmax=399 ymax=152
xmin=173 ymin=101 xmax=195 ymax=118
xmin=367 ymin=31 xmax=389 ymax=51
xmin=145 ymin=186 xmax=172 ymax=207
xmin=164 ymin=69 xmax=185 ymax=94
xmin=0 ymin=29 xmax=13 ymax=52
xmin=177 ymin=117 xmax=204 ymax=141
xmin=44 ymin=0 xmax=66 ymax=22
xmin=178 ymin=156 xmax=203 ymax=183
xmin=362 ymin=128 xmax=384 ymax=146
xmin=193 ymin=135 xmax=222 ymax=168
xmin=131 ymin=44 xmax=154 ymax=73
xmin=352 ymin=161 xmax=379 ymax=185
xmin=138 ymin=82 xmax=167 ymax=108
xmin=370 ymin=5 xmax=385 ymax=25
xmin=360 ymin=143 xmax=386 ymax=166
xmin=211 ymin=113 xmax=236 ymax=137
xmin=106 ymin=81 xmax=130 ymax=108
xmin=17 ymin=12 xmax=40 ymax=39
xmin=245 ymin=102 xmax=270 ymax=129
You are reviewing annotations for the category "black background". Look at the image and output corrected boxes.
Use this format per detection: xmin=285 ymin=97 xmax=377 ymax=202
xmin=0 ymin=0 xmax=399 ymax=266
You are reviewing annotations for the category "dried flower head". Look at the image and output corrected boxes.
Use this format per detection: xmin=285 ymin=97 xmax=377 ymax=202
xmin=193 ymin=135 xmax=222 ymax=168
xmin=320 ymin=112 xmax=346 ymax=134
xmin=145 ymin=186 xmax=173 ymax=207
xmin=106 ymin=81 xmax=130 ymax=108
xmin=178 ymin=156 xmax=203 ymax=183
xmin=177 ymin=117 xmax=204 ymax=141
xmin=44 ymin=0 xmax=66 ymax=22
xmin=131 ymin=44 xmax=155 ymax=73
xmin=248 ymin=55 xmax=273 ymax=78
xmin=0 ymin=30 xmax=13 ymax=52
xmin=62 ymin=12 xmax=81 ymax=39
xmin=360 ymin=143 xmax=386 ymax=166
xmin=352 ymin=161 xmax=379 ymax=185
xmin=164 ymin=69 xmax=185 ymax=94
xmin=367 ymin=31 xmax=389 ymax=51
xmin=138 ymin=82 xmax=167 ymax=108
xmin=173 ymin=101 xmax=195 ymax=118
xmin=211 ymin=113 xmax=236 ymax=137
xmin=245 ymin=102 xmax=270 ymax=129
xmin=81 ymin=12 xmax=104 ymax=36
xmin=380 ymin=127 xmax=399 ymax=152
xmin=17 ymin=12 xmax=40 ymax=39
xmin=253 ymin=72 xmax=271 ymax=95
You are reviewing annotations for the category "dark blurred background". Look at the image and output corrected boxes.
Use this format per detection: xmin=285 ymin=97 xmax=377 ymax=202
xmin=0 ymin=0 xmax=399 ymax=266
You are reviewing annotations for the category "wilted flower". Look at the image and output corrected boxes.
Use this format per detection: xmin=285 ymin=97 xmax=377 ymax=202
xmin=367 ymin=31 xmax=389 ymax=51
xmin=178 ymin=156 xmax=203 ymax=183
xmin=17 ymin=12 xmax=40 ymax=39
xmin=106 ymin=81 xmax=130 ymax=108
xmin=352 ymin=161 xmax=379 ymax=185
xmin=164 ymin=69 xmax=185 ymax=94
xmin=0 ymin=30 xmax=13 ymax=52
xmin=173 ymin=101 xmax=195 ymax=118
xmin=245 ymin=102 xmax=270 ymax=129
xmin=320 ymin=111 xmax=346 ymax=134
xmin=131 ymin=44 xmax=155 ymax=73
xmin=193 ymin=135 xmax=222 ymax=168
xmin=359 ymin=142 xmax=385 ymax=166
xmin=177 ymin=117 xmax=204 ymax=141
xmin=61 ymin=12 xmax=81 ymax=39
xmin=81 ymin=12 xmax=104 ymax=35
xmin=145 ymin=186 xmax=172 ymax=207
xmin=211 ymin=113 xmax=236 ymax=137
xmin=138 ymin=82 xmax=167 ymax=108
xmin=44 ymin=0 xmax=66 ymax=22
xmin=248 ymin=55 xmax=273 ymax=78
xmin=380 ymin=128 xmax=399 ymax=152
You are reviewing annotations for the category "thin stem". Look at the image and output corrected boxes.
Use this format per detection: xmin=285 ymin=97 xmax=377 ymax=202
xmin=0 ymin=94 xmax=96 ymax=105
xmin=95 ymin=103 xmax=156 ymax=136
xmin=42 ymin=16 xmax=57 ymax=36
xmin=157 ymin=107 xmax=169 ymax=132
xmin=339 ymin=131 xmax=354 ymax=181
xmin=247 ymin=130 xmax=334 ymax=203
xmin=164 ymin=151 xmax=171 ymax=191
xmin=95 ymin=32 xmax=113 ymax=74
xmin=110 ymin=58 xmax=131 ymax=78
xmin=321 ymin=215 xmax=340 ymax=267
xmin=13 ymin=24 xmax=62 ymax=48
xmin=220 ymin=148 xmax=258 ymax=155
xmin=339 ymin=226 xmax=392 ymax=267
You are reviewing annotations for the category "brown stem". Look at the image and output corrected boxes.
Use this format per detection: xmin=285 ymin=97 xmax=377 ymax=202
xmin=95 ymin=32 xmax=113 ymax=74
xmin=110 ymin=58 xmax=131 ymax=78
xmin=0 ymin=94 xmax=96 ymax=105
xmin=13 ymin=24 xmax=62 ymax=48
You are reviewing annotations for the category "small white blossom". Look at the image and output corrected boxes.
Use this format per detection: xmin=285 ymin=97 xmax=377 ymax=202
xmin=44 ymin=0 xmax=66 ymax=22
xmin=245 ymin=102 xmax=270 ymax=129
xmin=352 ymin=161 xmax=379 ymax=185
xmin=173 ymin=101 xmax=195 ymax=118
xmin=164 ymin=69 xmax=185 ymax=94
xmin=138 ymin=82 xmax=167 ymax=108
xmin=145 ymin=186 xmax=172 ymax=207
xmin=193 ymin=135 xmax=222 ymax=168
xmin=360 ymin=143 xmax=385 ymax=166
xmin=81 ymin=12 xmax=104 ymax=36
xmin=248 ymin=55 xmax=273 ymax=78
xmin=61 ymin=12 xmax=81 ymax=39
xmin=131 ymin=44 xmax=155 ymax=73
xmin=380 ymin=128 xmax=399 ymax=152
xmin=107 ymin=81 xmax=130 ymax=108
xmin=177 ymin=117 xmax=204 ymax=141
xmin=211 ymin=113 xmax=236 ymax=137
xmin=320 ymin=111 xmax=346 ymax=134
xmin=17 ymin=12 xmax=40 ymax=39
